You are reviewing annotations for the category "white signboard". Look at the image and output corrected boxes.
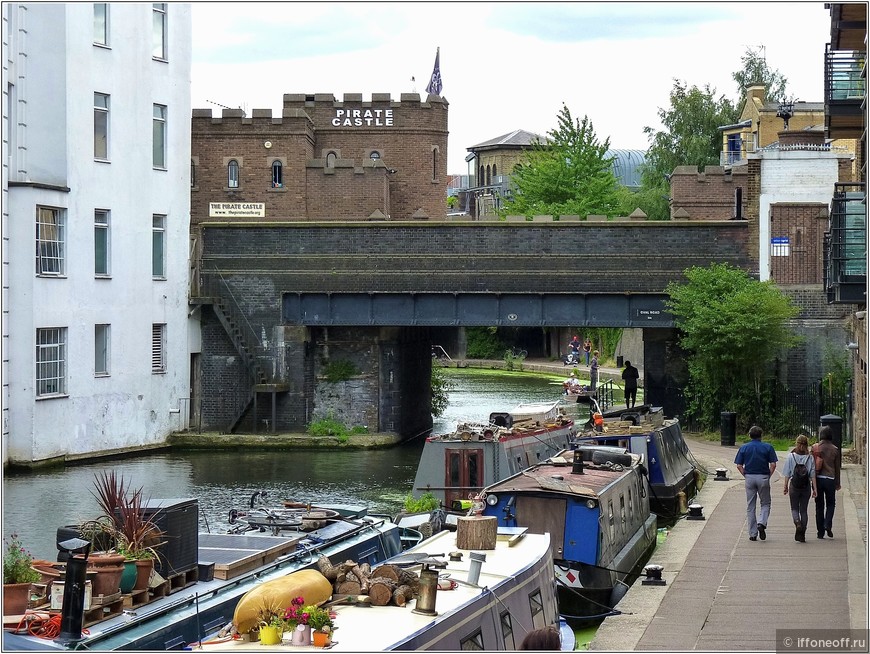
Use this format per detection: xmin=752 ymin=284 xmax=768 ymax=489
xmin=209 ymin=202 xmax=265 ymax=218
xmin=771 ymin=236 xmax=790 ymax=257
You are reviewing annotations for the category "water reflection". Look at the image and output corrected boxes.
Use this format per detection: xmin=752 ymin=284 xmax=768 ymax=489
xmin=3 ymin=368 xmax=564 ymax=561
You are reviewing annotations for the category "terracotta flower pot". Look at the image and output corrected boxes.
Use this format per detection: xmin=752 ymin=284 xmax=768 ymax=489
xmin=133 ymin=559 xmax=153 ymax=591
xmin=87 ymin=553 xmax=125 ymax=598
xmin=3 ymin=582 xmax=32 ymax=616
xmin=312 ymin=630 xmax=331 ymax=647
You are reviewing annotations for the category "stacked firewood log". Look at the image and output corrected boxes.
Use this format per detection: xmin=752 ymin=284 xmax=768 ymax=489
xmin=317 ymin=555 xmax=420 ymax=607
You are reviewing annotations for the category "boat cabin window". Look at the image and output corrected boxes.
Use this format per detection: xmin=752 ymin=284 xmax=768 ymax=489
xmin=500 ymin=611 xmax=515 ymax=649
xmin=609 ymin=500 xmax=615 ymax=541
xmin=628 ymin=488 xmax=634 ymax=519
xmin=620 ymin=495 xmax=627 ymax=533
xmin=529 ymin=590 xmax=545 ymax=629
xmin=460 ymin=628 xmax=484 ymax=650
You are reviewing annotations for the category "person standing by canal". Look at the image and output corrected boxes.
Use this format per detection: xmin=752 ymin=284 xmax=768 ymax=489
xmin=781 ymin=434 xmax=817 ymax=542
xmin=589 ymin=350 xmax=600 ymax=389
xmin=812 ymin=425 xmax=841 ymax=539
xmin=583 ymin=338 xmax=592 ymax=366
xmin=734 ymin=425 xmax=778 ymax=541
xmin=621 ymin=360 xmax=639 ymax=408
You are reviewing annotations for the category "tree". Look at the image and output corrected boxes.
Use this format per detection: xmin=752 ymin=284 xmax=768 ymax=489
xmin=501 ymin=104 xmax=623 ymax=218
xmin=638 ymin=81 xmax=738 ymax=220
xmin=430 ymin=363 xmax=454 ymax=418
xmin=732 ymin=46 xmax=789 ymax=104
xmin=664 ymin=263 xmax=799 ymax=429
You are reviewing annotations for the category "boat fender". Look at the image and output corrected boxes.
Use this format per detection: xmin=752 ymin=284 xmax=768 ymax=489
xmin=591 ymin=450 xmax=633 ymax=467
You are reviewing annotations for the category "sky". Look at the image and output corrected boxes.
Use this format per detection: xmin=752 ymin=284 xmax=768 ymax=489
xmin=190 ymin=2 xmax=833 ymax=173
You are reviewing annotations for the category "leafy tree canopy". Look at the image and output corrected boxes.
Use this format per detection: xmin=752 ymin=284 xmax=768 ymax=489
xmin=664 ymin=263 xmax=800 ymax=427
xmin=501 ymin=104 xmax=624 ymax=218
xmin=733 ymin=46 xmax=789 ymax=104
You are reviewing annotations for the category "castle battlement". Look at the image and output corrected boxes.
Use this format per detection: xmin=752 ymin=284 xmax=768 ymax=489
xmin=282 ymin=92 xmax=447 ymax=109
xmin=671 ymin=165 xmax=749 ymax=180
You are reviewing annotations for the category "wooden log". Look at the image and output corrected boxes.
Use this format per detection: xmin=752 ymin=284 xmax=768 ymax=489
xmin=392 ymin=584 xmax=414 ymax=607
xmin=368 ymin=577 xmax=397 ymax=606
xmin=349 ymin=565 xmax=369 ymax=593
xmin=359 ymin=562 xmax=371 ymax=578
xmin=396 ymin=568 xmax=420 ymax=595
xmin=336 ymin=580 xmax=361 ymax=595
xmin=456 ymin=516 xmax=497 ymax=550
xmin=370 ymin=564 xmax=399 ymax=583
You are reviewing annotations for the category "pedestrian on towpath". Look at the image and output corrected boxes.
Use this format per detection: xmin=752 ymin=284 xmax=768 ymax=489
xmin=734 ymin=425 xmax=778 ymax=541
xmin=782 ymin=434 xmax=817 ymax=542
xmin=622 ymin=360 xmax=639 ymax=408
xmin=589 ymin=350 xmax=600 ymax=389
xmin=812 ymin=425 xmax=841 ymax=539
xmin=583 ymin=338 xmax=592 ymax=366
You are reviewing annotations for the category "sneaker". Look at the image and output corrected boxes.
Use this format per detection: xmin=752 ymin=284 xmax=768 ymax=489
xmin=817 ymin=532 xmax=825 ymax=539
xmin=795 ymin=528 xmax=801 ymax=542
xmin=757 ymin=524 xmax=766 ymax=540
xmin=826 ymin=529 xmax=833 ymax=538
xmin=798 ymin=528 xmax=806 ymax=543
xmin=749 ymin=536 xmax=757 ymax=541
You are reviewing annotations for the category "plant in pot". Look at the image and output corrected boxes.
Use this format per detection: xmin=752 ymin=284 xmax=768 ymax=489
xmin=283 ymin=596 xmax=311 ymax=645
xmin=114 ymin=487 xmax=165 ymax=592
xmin=304 ymin=603 xmax=335 ymax=647
xmin=3 ymin=533 xmax=41 ymax=616
xmin=256 ymin=608 xmax=286 ymax=645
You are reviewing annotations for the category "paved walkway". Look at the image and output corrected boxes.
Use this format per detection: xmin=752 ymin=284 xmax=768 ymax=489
xmin=593 ymin=437 xmax=867 ymax=651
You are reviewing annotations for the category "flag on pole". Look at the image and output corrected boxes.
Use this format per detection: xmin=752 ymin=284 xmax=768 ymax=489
xmin=425 ymin=47 xmax=442 ymax=96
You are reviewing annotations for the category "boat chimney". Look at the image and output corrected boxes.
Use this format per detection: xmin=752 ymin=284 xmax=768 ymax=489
xmin=412 ymin=563 xmax=439 ymax=616
xmin=572 ymin=451 xmax=585 ymax=475
xmin=467 ymin=551 xmax=486 ymax=586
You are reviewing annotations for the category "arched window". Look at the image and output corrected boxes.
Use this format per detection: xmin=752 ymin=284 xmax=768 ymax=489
xmin=492 ymin=163 xmax=497 ymax=180
xmin=227 ymin=159 xmax=239 ymax=188
xmin=326 ymin=152 xmax=336 ymax=168
xmin=479 ymin=165 xmax=484 ymax=186
xmin=271 ymin=160 xmax=283 ymax=188
xmin=432 ymin=149 xmax=438 ymax=181
xmin=486 ymin=165 xmax=491 ymax=187
xmin=369 ymin=151 xmax=381 ymax=161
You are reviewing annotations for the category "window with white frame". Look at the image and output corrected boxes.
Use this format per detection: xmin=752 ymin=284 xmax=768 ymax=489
xmin=152 ymin=3 xmax=167 ymax=60
xmin=36 ymin=206 xmax=65 ymax=276
xmin=95 ymin=324 xmax=110 ymax=376
xmin=227 ymin=159 xmax=239 ymax=188
xmin=153 ymin=104 xmax=166 ymax=168
xmin=152 ymin=214 xmax=165 ymax=278
xmin=36 ymin=327 xmax=67 ymax=396
xmin=94 ymin=92 xmax=109 ymax=160
xmin=152 ymin=323 xmax=166 ymax=373
xmin=93 ymin=3 xmax=108 ymax=45
xmin=94 ymin=209 xmax=110 ymax=276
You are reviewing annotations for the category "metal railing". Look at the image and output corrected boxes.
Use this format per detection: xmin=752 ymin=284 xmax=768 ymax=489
xmin=827 ymin=182 xmax=867 ymax=284
xmin=825 ymin=47 xmax=866 ymax=102
xmin=719 ymin=134 xmax=758 ymax=166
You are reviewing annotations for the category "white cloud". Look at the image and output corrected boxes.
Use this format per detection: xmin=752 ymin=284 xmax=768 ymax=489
xmin=191 ymin=2 xmax=832 ymax=172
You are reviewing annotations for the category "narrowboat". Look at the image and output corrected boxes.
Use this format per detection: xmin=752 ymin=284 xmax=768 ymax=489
xmin=479 ymin=447 xmax=657 ymax=622
xmin=412 ymin=401 xmax=576 ymax=509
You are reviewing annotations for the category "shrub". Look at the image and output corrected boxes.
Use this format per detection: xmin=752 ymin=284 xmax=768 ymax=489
xmin=404 ymin=492 xmax=440 ymax=513
xmin=323 ymin=360 xmax=359 ymax=383
xmin=3 ymin=534 xmax=40 ymax=585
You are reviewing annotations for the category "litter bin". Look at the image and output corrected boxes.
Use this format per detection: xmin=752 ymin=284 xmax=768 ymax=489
xmin=720 ymin=411 xmax=737 ymax=446
xmin=616 ymin=355 xmax=624 ymax=368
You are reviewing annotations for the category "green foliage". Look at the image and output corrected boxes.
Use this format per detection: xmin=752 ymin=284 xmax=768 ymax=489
xmin=430 ymin=364 xmax=454 ymax=418
xmin=732 ymin=46 xmax=789 ymax=102
xmin=503 ymin=348 xmax=526 ymax=371
xmin=323 ymin=360 xmax=359 ymax=383
xmin=579 ymin=328 xmax=623 ymax=363
xmin=501 ymin=104 xmax=623 ymax=218
xmin=307 ymin=413 xmax=360 ymax=442
xmin=404 ymin=491 xmax=440 ymax=513
xmin=465 ymin=327 xmax=505 ymax=359
xmin=665 ymin=263 xmax=799 ymax=429
xmin=446 ymin=195 xmax=458 ymax=209
xmin=640 ymin=80 xmax=738 ymax=222
xmin=3 ymin=533 xmax=40 ymax=584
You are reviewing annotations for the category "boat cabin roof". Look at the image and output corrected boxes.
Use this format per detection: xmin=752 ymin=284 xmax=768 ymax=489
xmin=482 ymin=449 xmax=641 ymax=499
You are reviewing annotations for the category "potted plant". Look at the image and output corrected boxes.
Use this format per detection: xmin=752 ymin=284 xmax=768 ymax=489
xmin=284 ymin=596 xmax=311 ymax=645
xmin=304 ymin=603 xmax=335 ymax=647
xmin=3 ymin=533 xmax=41 ymax=616
xmin=256 ymin=608 xmax=285 ymax=645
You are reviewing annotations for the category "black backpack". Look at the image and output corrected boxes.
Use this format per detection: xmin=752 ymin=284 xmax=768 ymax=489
xmin=791 ymin=453 xmax=810 ymax=489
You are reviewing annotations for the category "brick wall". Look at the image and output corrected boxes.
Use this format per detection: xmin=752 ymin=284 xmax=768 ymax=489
xmin=670 ymin=165 xmax=749 ymax=220
xmin=769 ymin=204 xmax=828 ymax=285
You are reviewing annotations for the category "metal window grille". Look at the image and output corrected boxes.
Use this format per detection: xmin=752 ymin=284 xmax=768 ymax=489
xmin=36 ymin=206 xmax=65 ymax=275
xmin=153 ymin=104 xmax=166 ymax=168
xmin=151 ymin=323 xmax=166 ymax=373
xmin=152 ymin=3 xmax=166 ymax=59
xmin=95 ymin=209 xmax=109 ymax=275
xmin=152 ymin=214 xmax=165 ymax=277
xmin=36 ymin=327 xmax=66 ymax=396
xmin=228 ymin=160 xmax=239 ymax=188
xmin=94 ymin=93 xmax=109 ymax=159
xmin=95 ymin=324 xmax=110 ymax=375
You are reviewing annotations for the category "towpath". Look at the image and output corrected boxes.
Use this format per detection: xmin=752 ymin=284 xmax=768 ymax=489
xmin=592 ymin=436 xmax=867 ymax=651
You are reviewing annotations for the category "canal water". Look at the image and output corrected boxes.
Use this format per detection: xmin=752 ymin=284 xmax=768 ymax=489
xmin=3 ymin=368 xmax=570 ymax=562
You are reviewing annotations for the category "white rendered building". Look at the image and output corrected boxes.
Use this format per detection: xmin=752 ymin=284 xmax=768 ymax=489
xmin=2 ymin=3 xmax=192 ymax=464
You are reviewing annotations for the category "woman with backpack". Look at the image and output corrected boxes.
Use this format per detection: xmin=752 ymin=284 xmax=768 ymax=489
xmin=782 ymin=435 xmax=817 ymax=542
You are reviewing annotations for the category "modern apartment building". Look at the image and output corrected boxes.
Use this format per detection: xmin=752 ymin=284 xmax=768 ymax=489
xmin=2 ymin=3 xmax=192 ymax=465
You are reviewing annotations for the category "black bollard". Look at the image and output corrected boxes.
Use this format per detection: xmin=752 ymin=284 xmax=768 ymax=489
xmin=55 ymin=538 xmax=91 ymax=646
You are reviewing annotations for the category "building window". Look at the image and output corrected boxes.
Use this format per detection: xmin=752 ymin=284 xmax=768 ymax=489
xmin=271 ymin=160 xmax=283 ymax=188
xmin=93 ymin=3 xmax=108 ymax=45
xmin=479 ymin=165 xmax=484 ymax=186
xmin=369 ymin=151 xmax=381 ymax=161
xmin=459 ymin=629 xmax=484 ymax=650
xmin=486 ymin=165 xmax=491 ymax=186
xmin=95 ymin=324 xmax=110 ymax=376
xmin=94 ymin=209 xmax=110 ymax=276
xmin=734 ymin=187 xmax=744 ymax=220
xmin=432 ymin=148 xmax=438 ymax=181
xmin=326 ymin=152 xmax=336 ymax=168
xmin=36 ymin=327 xmax=67 ymax=396
xmin=528 ymin=590 xmax=545 ymax=629
xmin=152 ymin=323 xmax=166 ymax=373
xmin=492 ymin=163 xmax=497 ymax=180
xmin=499 ymin=611 xmax=515 ymax=650
xmin=94 ymin=92 xmax=109 ymax=160
xmin=152 ymin=3 xmax=167 ymax=60
xmin=152 ymin=214 xmax=165 ymax=278
xmin=36 ymin=206 xmax=65 ymax=276
xmin=190 ymin=159 xmax=196 ymax=188
xmin=228 ymin=159 xmax=239 ymax=188
xmin=153 ymin=104 xmax=166 ymax=168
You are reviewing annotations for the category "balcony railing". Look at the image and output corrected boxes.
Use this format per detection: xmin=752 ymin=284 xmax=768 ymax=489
xmin=825 ymin=182 xmax=866 ymax=303
xmin=825 ymin=46 xmax=866 ymax=102
xmin=720 ymin=134 xmax=758 ymax=165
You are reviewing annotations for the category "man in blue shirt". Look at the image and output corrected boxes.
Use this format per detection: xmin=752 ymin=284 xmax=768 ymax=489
xmin=734 ymin=425 xmax=778 ymax=541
